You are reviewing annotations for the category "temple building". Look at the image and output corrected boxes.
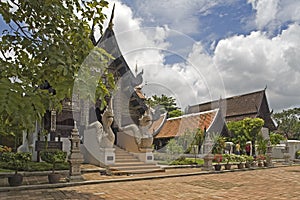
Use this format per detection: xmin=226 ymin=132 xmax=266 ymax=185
xmin=47 ymin=5 xmax=150 ymax=141
xmin=186 ymin=89 xmax=277 ymax=131
xmin=153 ymin=109 xmax=228 ymax=150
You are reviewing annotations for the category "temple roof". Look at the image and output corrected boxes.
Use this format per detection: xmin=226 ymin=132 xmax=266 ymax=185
xmin=187 ymin=89 xmax=276 ymax=130
xmin=96 ymin=5 xmax=148 ymax=125
xmin=155 ymin=110 xmax=218 ymax=139
xmin=149 ymin=112 xmax=168 ymax=136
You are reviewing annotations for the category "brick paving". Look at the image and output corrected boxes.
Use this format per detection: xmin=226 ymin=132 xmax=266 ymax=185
xmin=0 ymin=165 xmax=300 ymax=199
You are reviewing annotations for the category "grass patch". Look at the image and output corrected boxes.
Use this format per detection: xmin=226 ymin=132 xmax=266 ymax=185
xmin=169 ymin=157 xmax=204 ymax=165
xmin=186 ymin=158 xmax=204 ymax=165
xmin=156 ymin=156 xmax=204 ymax=165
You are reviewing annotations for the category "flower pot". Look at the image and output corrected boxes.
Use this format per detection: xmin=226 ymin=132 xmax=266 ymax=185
xmin=245 ymin=162 xmax=251 ymax=168
xmin=224 ymin=163 xmax=232 ymax=170
xmin=214 ymin=164 xmax=222 ymax=171
xmin=8 ymin=173 xmax=23 ymax=186
xmin=251 ymin=162 xmax=257 ymax=167
xmin=237 ymin=163 xmax=244 ymax=169
xmin=258 ymin=161 xmax=263 ymax=167
xmin=48 ymin=173 xmax=61 ymax=184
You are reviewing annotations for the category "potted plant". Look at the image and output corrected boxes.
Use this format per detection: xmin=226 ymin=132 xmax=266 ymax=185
xmin=213 ymin=154 xmax=223 ymax=171
xmin=40 ymin=150 xmax=67 ymax=183
xmin=244 ymin=155 xmax=254 ymax=168
xmin=223 ymin=154 xmax=234 ymax=170
xmin=235 ymin=155 xmax=246 ymax=169
xmin=264 ymin=154 xmax=271 ymax=167
xmin=257 ymin=154 xmax=265 ymax=167
xmin=0 ymin=152 xmax=31 ymax=186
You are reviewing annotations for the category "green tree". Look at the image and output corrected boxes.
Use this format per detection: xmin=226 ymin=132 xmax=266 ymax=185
xmin=273 ymin=108 xmax=300 ymax=139
xmin=227 ymin=118 xmax=264 ymax=155
xmin=269 ymin=132 xmax=285 ymax=145
xmin=146 ymin=94 xmax=183 ymax=118
xmin=0 ymin=0 xmax=113 ymax=137
xmin=256 ymin=133 xmax=268 ymax=155
xmin=166 ymin=138 xmax=184 ymax=161
xmin=227 ymin=120 xmax=248 ymax=150
xmin=212 ymin=135 xmax=226 ymax=154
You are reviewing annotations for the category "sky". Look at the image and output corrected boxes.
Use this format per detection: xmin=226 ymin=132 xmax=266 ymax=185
xmin=1 ymin=0 xmax=299 ymax=113
xmin=97 ymin=0 xmax=300 ymax=113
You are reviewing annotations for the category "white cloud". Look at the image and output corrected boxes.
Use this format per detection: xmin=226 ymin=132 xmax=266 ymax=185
xmin=247 ymin=0 xmax=279 ymax=29
xmin=99 ymin=1 xmax=226 ymax=110
xmin=248 ymin=0 xmax=300 ymax=32
xmin=213 ymin=23 xmax=300 ymax=111
xmin=132 ymin=0 xmax=224 ymax=34
xmin=99 ymin=1 xmax=300 ymax=112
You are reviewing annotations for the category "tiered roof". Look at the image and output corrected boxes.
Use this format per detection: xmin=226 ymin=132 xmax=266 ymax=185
xmin=96 ymin=5 xmax=148 ymax=126
xmin=187 ymin=89 xmax=276 ymax=130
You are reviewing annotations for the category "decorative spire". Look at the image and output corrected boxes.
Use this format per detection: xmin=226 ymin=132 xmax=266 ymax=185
xmin=135 ymin=60 xmax=138 ymax=76
xmin=108 ymin=4 xmax=115 ymax=30
xmin=74 ymin=121 xmax=77 ymax=129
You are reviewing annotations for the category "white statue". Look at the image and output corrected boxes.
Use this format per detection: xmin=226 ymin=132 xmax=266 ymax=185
xmin=121 ymin=108 xmax=153 ymax=150
xmin=88 ymin=105 xmax=115 ymax=148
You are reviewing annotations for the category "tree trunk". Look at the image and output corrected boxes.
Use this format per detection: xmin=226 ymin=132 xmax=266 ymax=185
xmin=251 ymin=140 xmax=256 ymax=156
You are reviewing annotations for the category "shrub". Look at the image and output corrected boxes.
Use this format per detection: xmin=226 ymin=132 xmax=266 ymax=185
xmin=0 ymin=152 xmax=31 ymax=174
xmin=223 ymin=154 xmax=235 ymax=164
xmin=40 ymin=150 xmax=67 ymax=173
xmin=244 ymin=155 xmax=254 ymax=163
xmin=169 ymin=156 xmax=196 ymax=165
xmin=235 ymin=155 xmax=246 ymax=163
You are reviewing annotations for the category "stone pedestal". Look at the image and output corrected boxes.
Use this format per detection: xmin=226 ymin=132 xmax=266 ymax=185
xmin=282 ymin=142 xmax=291 ymax=165
xmin=202 ymin=132 xmax=214 ymax=171
xmin=203 ymin=154 xmax=214 ymax=171
xmin=133 ymin=148 xmax=154 ymax=163
xmin=68 ymin=122 xmax=84 ymax=182
xmin=99 ymin=148 xmax=115 ymax=165
xmin=266 ymin=141 xmax=273 ymax=167
xmin=283 ymin=152 xmax=291 ymax=165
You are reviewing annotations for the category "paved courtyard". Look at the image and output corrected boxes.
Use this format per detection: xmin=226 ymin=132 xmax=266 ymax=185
xmin=0 ymin=166 xmax=299 ymax=199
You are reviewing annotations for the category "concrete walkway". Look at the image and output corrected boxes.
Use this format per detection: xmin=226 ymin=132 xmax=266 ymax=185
xmin=0 ymin=163 xmax=300 ymax=199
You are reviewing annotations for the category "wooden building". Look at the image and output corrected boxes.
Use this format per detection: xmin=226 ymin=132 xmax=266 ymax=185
xmin=187 ymin=89 xmax=276 ymax=131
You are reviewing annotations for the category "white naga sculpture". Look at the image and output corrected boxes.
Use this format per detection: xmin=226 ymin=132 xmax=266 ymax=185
xmin=88 ymin=105 xmax=115 ymax=148
xmin=121 ymin=108 xmax=153 ymax=150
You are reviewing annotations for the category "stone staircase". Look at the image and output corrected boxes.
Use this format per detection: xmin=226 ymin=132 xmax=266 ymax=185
xmin=108 ymin=146 xmax=165 ymax=175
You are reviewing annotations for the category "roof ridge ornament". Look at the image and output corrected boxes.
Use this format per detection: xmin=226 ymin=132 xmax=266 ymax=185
xmin=108 ymin=3 xmax=115 ymax=30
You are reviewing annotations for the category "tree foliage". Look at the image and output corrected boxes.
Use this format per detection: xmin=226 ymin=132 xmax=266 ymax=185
xmin=177 ymin=128 xmax=204 ymax=153
xmin=166 ymin=138 xmax=184 ymax=159
xmin=212 ymin=135 xmax=226 ymax=154
xmin=273 ymin=107 xmax=300 ymax=139
xmin=146 ymin=94 xmax=183 ymax=118
xmin=227 ymin=118 xmax=264 ymax=155
xmin=269 ymin=132 xmax=285 ymax=145
xmin=0 ymin=0 xmax=113 ymax=136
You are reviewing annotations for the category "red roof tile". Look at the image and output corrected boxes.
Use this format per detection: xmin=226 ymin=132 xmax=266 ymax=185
xmin=155 ymin=110 xmax=217 ymax=139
